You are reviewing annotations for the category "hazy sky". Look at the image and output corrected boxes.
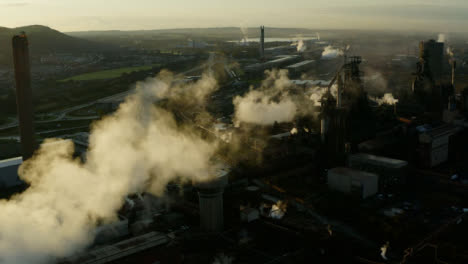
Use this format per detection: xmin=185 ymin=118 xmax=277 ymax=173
xmin=1 ymin=0 xmax=468 ymax=32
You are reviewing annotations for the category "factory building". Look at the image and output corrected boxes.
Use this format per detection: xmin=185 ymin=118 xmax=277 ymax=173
xmin=0 ymin=157 xmax=23 ymax=188
xmin=418 ymin=124 xmax=459 ymax=168
xmin=245 ymin=55 xmax=300 ymax=72
xmin=286 ymin=59 xmax=315 ymax=71
xmin=286 ymin=60 xmax=315 ymax=75
xmin=60 ymin=231 xmax=180 ymax=264
xmin=327 ymin=167 xmax=379 ymax=199
xmin=348 ymin=153 xmax=408 ymax=192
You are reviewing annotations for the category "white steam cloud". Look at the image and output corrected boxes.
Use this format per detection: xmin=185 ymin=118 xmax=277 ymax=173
xmin=297 ymin=39 xmax=306 ymax=52
xmin=0 ymin=73 xmax=219 ymax=264
xmin=437 ymin=33 xmax=446 ymax=43
xmin=375 ymin=93 xmax=398 ymax=105
xmin=308 ymin=85 xmax=337 ymax=107
xmin=269 ymin=200 xmax=287 ymax=219
xmin=447 ymin=46 xmax=454 ymax=58
xmin=321 ymin=45 xmax=344 ymax=60
xmin=233 ymin=70 xmax=297 ymax=125
xmin=233 ymin=70 xmax=332 ymax=126
xmin=240 ymin=23 xmax=249 ymax=45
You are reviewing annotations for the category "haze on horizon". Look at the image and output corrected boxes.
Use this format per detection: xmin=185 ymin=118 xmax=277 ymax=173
xmin=1 ymin=0 xmax=468 ymax=32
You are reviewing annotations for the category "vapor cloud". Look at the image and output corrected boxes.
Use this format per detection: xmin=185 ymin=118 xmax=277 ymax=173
xmin=0 ymin=73 xmax=219 ymax=264
xmin=233 ymin=70 xmax=329 ymax=126
xmin=233 ymin=70 xmax=299 ymax=126
xmin=375 ymin=93 xmax=398 ymax=105
xmin=321 ymin=45 xmax=344 ymax=60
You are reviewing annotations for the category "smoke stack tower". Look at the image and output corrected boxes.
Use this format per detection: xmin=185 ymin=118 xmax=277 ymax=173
xmin=195 ymin=167 xmax=229 ymax=232
xmin=12 ymin=34 xmax=36 ymax=160
xmin=420 ymin=40 xmax=444 ymax=82
xmin=260 ymin=26 xmax=265 ymax=60
xmin=451 ymin=60 xmax=456 ymax=88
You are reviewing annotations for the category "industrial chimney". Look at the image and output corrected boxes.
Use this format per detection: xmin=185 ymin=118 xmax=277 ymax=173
xmin=195 ymin=167 xmax=229 ymax=232
xmin=259 ymin=26 xmax=265 ymax=60
xmin=12 ymin=34 xmax=36 ymax=160
xmin=451 ymin=60 xmax=456 ymax=88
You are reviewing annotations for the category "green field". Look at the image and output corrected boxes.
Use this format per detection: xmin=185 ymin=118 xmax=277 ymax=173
xmin=60 ymin=64 xmax=159 ymax=82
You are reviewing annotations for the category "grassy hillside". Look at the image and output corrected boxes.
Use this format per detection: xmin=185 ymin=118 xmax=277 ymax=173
xmin=0 ymin=25 xmax=111 ymax=65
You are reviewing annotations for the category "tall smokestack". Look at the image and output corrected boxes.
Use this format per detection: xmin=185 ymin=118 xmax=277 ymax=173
xmin=337 ymin=73 xmax=343 ymax=108
xmin=195 ymin=168 xmax=228 ymax=232
xmin=260 ymin=26 xmax=265 ymax=60
xmin=12 ymin=34 xmax=36 ymax=160
xmin=451 ymin=60 xmax=456 ymax=88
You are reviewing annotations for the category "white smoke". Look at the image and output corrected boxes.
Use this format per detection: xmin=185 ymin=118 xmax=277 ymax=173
xmin=269 ymin=200 xmax=287 ymax=219
xmin=308 ymin=85 xmax=337 ymax=107
xmin=233 ymin=70 xmax=297 ymax=126
xmin=363 ymin=70 xmax=388 ymax=95
xmin=233 ymin=70 xmax=332 ymax=126
xmin=437 ymin=33 xmax=446 ymax=43
xmin=297 ymin=39 xmax=306 ymax=52
xmin=447 ymin=46 xmax=454 ymax=58
xmin=321 ymin=46 xmax=344 ymax=60
xmin=375 ymin=93 xmax=398 ymax=105
xmin=0 ymin=73 xmax=219 ymax=264
xmin=380 ymin=241 xmax=390 ymax=260
xmin=316 ymin=32 xmax=321 ymax=41
xmin=240 ymin=23 xmax=249 ymax=45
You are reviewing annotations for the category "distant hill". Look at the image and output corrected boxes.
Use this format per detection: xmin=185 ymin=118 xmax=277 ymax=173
xmin=0 ymin=25 xmax=111 ymax=66
xmin=67 ymin=27 xmax=319 ymax=40
xmin=66 ymin=27 xmax=325 ymax=51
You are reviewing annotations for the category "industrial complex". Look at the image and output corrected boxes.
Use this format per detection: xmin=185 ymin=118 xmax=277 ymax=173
xmin=0 ymin=25 xmax=468 ymax=264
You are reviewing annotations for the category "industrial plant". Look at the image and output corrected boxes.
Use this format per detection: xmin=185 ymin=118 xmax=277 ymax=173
xmin=0 ymin=22 xmax=468 ymax=264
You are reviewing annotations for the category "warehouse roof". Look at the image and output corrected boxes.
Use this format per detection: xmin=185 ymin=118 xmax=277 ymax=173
xmin=286 ymin=60 xmax=315 ymax=69
xmin=0 ymin=157 xmax=23 ymax=188
xmin=349 ymin=153 xmax=408 ymax=169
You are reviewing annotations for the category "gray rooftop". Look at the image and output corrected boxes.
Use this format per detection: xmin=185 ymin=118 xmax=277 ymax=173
xmin=329 ymin=167 xmax=378 ymax=180
xmin=286 ymin=60 xmax=315 ymax=69
xmin=0 ymin=157 xmax=23 ymax=188
xmin=350 ymin=153 xmax=408 ymax=169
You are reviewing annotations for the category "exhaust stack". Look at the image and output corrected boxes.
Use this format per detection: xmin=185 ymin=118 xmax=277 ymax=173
xmin=195 ymin=168 xmax=228 ymax=232
xmin=12 ymin=34 xmax=36 ymax=160
xmin=260 ymin=26 xmax=265 ymax=60
xmin=451 ymin=60 xmax=456 ymax=88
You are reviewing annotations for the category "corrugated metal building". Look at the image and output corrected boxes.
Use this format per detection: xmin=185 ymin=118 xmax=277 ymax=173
xmin=0 ymin=157 xmax=23 ymax=188
xmin=418 ymin=125 xmax=459 ymax=168
xmin=348 ymin=153 xmax=408 ymax=192
xmin=327 ymin=167 xmax=379 ymax=199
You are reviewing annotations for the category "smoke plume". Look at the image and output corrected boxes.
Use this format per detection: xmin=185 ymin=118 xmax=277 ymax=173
xmin=375 ymin=93 xmax=398 ymax=105
xmin=233 ymin=70 xmax=297 ymax=125
xmin=269 ymin=200 xmax=287 ymax=219
xmin=240 ymin=23 xmax=249 ymax=45
xmin=307 ymin=85 xmax=337 ymax=107
xmin=362 ymin=69 xmax=388 ymax=95
xmin=437 ymin=33 xmax=446 ymax=43
xmin=447 ymin=46 xmax=454 ymax=58
xmin=0 ymin=73 xmax=219 ymax=264
xmin=296 ymin=39 xmax=306 ymax=52
xmin=233 ymin=70 xmax=332 ymax=126
xmin=321 ymin=45 xmax=344 ymax=60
